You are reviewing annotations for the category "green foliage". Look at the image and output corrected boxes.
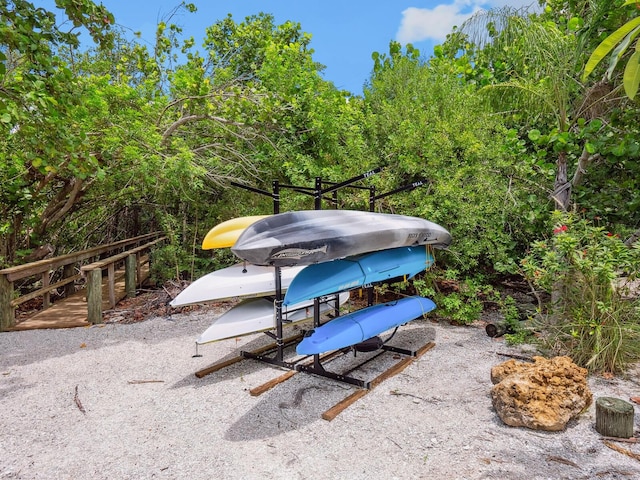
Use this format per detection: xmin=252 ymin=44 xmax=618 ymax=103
xmin=149 ymin=244 xmax=191 ymax=284
xmin=447 ymin=4 xmax=640 ymax=220
xmin=500 ymin=296 xmax=521 ymax=331
xmin=502 ymin=329 xmax=531 ymax=346
xmin=521 ymin=212 xmax=640 ymax=372
xmin=2 ymin=0 xmax=640 ymax=356
xmin=150 ymin=241 xmax=235 ymax=284
xmin=202 ymin=13 xmax=310 ymax=85
xmin=363 ymin=47 xmax=537 ymax=273
xmin=582 ymin=1 xmax=640 ymax=99
xmin=413 ymin=270 xmax=499 ymax=325
xmin=572 ymin=110 xmax=640 ymax=226
xmin=0 ymin=1 xmax=376 ymax=271
xmin=0 ymin=0 xmax=114 ymax=126
xmin=500 ymin=295 xmax=536 ymax=346
xmin=0 ymin=0 xmax=120 ymax=260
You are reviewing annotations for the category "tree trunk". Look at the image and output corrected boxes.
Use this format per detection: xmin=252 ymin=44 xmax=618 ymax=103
xmin=553 ymin=151 xmax=571 ymax=211
xmin=571 ymin=146 xmax=600 ymax=188
xmin=0 ymin=236 xmax=7 ymax=268
xmin=1 ymin=215 xmax=22 ymax=265
xmin=625 ymin=228 xmax=640 ymax=247
xmin=549 ymin=151 xmax=572 ymax=321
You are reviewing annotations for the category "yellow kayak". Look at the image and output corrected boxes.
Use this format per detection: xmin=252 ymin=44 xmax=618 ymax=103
xmin=201 ymin=215 xmax=270 ymax=249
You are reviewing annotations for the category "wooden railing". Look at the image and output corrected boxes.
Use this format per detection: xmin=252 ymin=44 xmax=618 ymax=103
xmin=0 ymin=233 xmax=166 ymax=331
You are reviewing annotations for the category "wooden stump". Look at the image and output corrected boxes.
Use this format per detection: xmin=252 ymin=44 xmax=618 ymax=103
xmin=486 ymin=323 xmax=507 ymax=338
xmin=595 ymin=397 xmax=635 ymax=438
xmin=485 ymin=322 xmax=514 ymax=338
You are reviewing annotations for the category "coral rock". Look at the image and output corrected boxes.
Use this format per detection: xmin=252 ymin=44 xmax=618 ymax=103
xmin=491 ymin=356 xmax=592 ymax=431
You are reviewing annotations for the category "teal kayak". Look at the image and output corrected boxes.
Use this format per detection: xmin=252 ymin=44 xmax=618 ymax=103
xmin=283 ymin=246 xmax=434 ymax=306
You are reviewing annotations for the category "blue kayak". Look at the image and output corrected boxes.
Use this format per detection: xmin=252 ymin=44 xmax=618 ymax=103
xmin=296 ymin=296 xmax=436 ymax=355
xmin=283 ymin=246 xmax=434 ymax=306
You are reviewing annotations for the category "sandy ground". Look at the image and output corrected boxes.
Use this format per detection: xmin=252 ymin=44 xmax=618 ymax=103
xmin=2 ymin=305 xmax=640 ymax=480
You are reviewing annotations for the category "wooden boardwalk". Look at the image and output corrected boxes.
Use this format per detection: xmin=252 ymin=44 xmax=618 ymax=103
xmin=8 ymin=264 xmax=149 ymax=331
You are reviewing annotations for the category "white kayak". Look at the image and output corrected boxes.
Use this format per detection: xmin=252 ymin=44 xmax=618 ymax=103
xmin=196 ymin=292 xmax=351 ymax=344
xmin=169 ymin=263 xmax=305 ymax=307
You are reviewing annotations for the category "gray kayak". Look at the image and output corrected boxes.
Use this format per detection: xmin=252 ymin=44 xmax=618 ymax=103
xmin=231 ymin=210 xmax=451 ymax=267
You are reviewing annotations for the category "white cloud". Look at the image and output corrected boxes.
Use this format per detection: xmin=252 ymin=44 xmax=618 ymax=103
xmin=396 ymin=0 xmax=540 ymax=44
xmin=487 ymin=0 xmax=538 ymax=8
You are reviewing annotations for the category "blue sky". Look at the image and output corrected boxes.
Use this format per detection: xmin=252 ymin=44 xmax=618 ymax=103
xmin=39 ymin=0 xmax=540 ymax=94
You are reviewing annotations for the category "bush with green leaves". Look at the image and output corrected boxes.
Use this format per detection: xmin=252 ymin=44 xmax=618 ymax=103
xmin=412 ymin=269 xmax=500 ymax=325
xmin=521 ymin=212 xmax=640 ymax=373
xmin=500 ymin=295 xmax=536 ymax=346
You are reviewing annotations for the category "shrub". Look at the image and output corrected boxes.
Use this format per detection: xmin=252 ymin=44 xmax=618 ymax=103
xmin=413 ymin=269 xmax=499 ymax=325
xmin=520 ymin=212 xmax=640 ymax=373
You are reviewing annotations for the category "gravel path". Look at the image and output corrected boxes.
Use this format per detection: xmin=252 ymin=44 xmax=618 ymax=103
xmin=2 ymin=308 xmax=640 ymax=479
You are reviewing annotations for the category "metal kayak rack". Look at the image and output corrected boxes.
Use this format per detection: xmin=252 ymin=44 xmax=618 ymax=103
xmin=195 ymin=169 xmax=434 ymax=419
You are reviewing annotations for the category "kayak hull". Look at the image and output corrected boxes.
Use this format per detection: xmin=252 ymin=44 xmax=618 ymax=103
xmin=169 ymin=263 xmax=304 ymax=307
xmin=283 ymin=246 xmax=434 ymax=306
xmin=202 ymin=215 xmax=270 ymax=249
xmin=197 ymin=292 xmax=350 ymax=344
xmin=231 ymin=210 xmax=451 ymax=267
xmin=296 ymin=296 xmax=436 ymax=355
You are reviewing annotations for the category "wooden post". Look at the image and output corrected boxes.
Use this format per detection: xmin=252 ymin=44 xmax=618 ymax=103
xmin=595 ymin=397 xmax=635 ymax=438
xmin=125 ymin=254 xmax=136 ymax=298
xmin=41 ymin=271 xmax=50 ymax=309
xmin=322 ymin=342 xmax=436 ymax=421
xmin=195 ymin=333 xmax=304 ymax=378
xmin=249 ymin=371 xmax=297 ymax=396
xmin=0 ymin=274 xmax=15 ymax=331
xmin=63 ymin=264 xmax=76 ymax=297
xmin=136 ymin=252 xmax=142 ymax=286
xmin=86 ymin=268 xmax=103 ymax=324
xmin=107 ymin=263 xmax=115 ymax=308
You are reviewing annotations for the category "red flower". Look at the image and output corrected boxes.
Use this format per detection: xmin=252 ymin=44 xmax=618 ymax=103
xmin=553 ymin=225 xmax=568 ymax=234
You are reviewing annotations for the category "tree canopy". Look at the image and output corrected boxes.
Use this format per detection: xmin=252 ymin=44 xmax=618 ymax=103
xmin=1 ymin=0 xmax=638 ymax=275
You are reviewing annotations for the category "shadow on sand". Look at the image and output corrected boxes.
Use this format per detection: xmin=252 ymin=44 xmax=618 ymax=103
xmin=219 ymin=324 xmax=437 ymax=440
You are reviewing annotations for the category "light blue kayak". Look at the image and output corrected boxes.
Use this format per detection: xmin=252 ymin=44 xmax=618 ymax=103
xmin=296 ymin=296 xmax=436 ymax=355
xmin=283 ymin=246 xmax=434 ymax=306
